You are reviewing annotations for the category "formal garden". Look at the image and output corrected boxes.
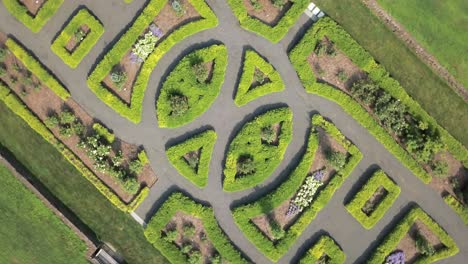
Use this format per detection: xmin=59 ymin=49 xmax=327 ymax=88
xmin=0 ymin=0 xmax=466 ymax=263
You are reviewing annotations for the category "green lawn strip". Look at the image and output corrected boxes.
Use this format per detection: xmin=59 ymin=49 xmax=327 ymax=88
xmin=0 ymin=82 xmax=147 ymax=213
xmin=51 ymin=9 xmax=104 ymax=68
xmin=376 ymin=0 xmax=468 ymax=88
xmin=144 ymin=192 xmax=248 ymax=264
xmin=289 ymin=17 xmax=468 ymax=184
xmin=299 ymin=235 xmax=346 ymax=264
xmin=5 ymin=38 xmax=70 ymax=100
xmin=345 ymin=169 xmax=400 ymax=229
xmin=166 ymin=130 xmax=216 ymax=187
xmin=227 ymin=0 xmax=309 ymax=43
xmin=87 ymin=0 xmax=218 ymax=123
xmin=0 ymin=163 xmax=87 ymax=264
xmin=2 ymin=0 xmax=64 ymax=33
xmin=367 ymin=206 xmax=459 ymax=263
xmin=0 ymin=101 xmax=168 ymax=263
xmin=232 ymin=115 xmax=362 ymax=261
xmin=223 ymin=107 xmax=293 ymax=192
xmin=444 ymin=195 xmax=468 ymax=225
xmin=156 ymin=45 xmax=228 ymax=127
xmin=313 ymin=1 xmax=468 ymax=147
xmin=234 ymin=49 xmax=285 ymax=106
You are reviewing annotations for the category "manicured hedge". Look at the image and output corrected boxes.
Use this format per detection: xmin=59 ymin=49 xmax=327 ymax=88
xmin=234 ymin=49 xmax=284 ymax=106
xmin=232 ymin=115 xmax=362 ymax=261
xmin=166 ymin=130 xmax=217 ymax=187
xmin=367 ymin=206 xmax=459 ymax=263
xmin=223 ymin=107 xmax=293 ymax=192
xmin=51 ymin=9 xmax=104 ymax=68
xmin=227 ymin=0 xmax=309 ymax=43
xmin=5 ymin=38 xmax=70 ymax=100
xmin=2 ymin=0 xmax=64 ymax=33
xmin=444 ymin=194 xmax=468 ymax=225
xmin=289 ymin=17 xmax=468 ymax=184
xmin=345 ymin=169 xmax=400 ymax=229
xmin=299 ymin=235 xmax=346 ymax=264
xmin=92 ymin=123 xmax=115 ymax=143
xmin=87 ymin=0 xmax=218 ymax=123
xmin=156 ymin=45 xmax=228 ymax=127
xmin=144 ymin=192 xmax=248 ymax=264
xmin=0 ymin=83 xmax=147 ymax=213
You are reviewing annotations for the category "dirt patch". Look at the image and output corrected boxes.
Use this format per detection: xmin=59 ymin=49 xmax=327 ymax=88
xmin=65 ymin=25 xmax=90 ymax=53
xmin=244 ymin=0 xmax=292 ymax=26
xmin=153 ymin=0 xmax=202 ymax=36
xmin=183 ymin=148 xmax=201 ymax=173
xmin=163 ymin=211 xmax=219 ymax=262
xmin=361 ymin=186 xmax=388 ymax=216
xmin=249 ymin=67 xmax=271 ymax=91
xmin=18 ymin=0 xmax=46 ymax=17
xmin=429 ymin=151 xmax=467 ymax=197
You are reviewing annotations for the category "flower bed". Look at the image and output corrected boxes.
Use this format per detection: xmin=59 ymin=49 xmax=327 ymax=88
xmin=223 ymin=107 xmax=293 ymax=192
xmin=232 ymin=115 xmax=362 ymax=261
xmin=166 ymin=130 xmax=217 ymax=187
xmin=144 ymin=192 xmax=248 ymax=264
xmin=234 ymin=49 xmax=284 ymax=106
xmin=345 ymin=169 xmax=400 ymax=229
xmin=299 ymin=235 xmax=346 ymax=264
xmin=367 ymin=206 xmax=458 ymax=264
xmin=2 ymin=0 xmax=64 ymax=33
xmin=156 ymin=44 xmax=228 ymax=127
xmin=51 ymin=9 xmax=104 ymax=68
xmin=87 ymin=0 xmax=218 ymax=123
xmin=227 ymin=0 xmax=309 ymax=43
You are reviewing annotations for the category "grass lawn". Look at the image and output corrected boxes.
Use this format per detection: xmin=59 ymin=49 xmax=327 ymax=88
xmin=377 ymin=0 xmax=468 ymax=88
xmin=0 ymin=101 xmax=168 ymax=264
xmin=314 ymin=0 xmax=468 ymax=147
xmin=0 ymin=163 xmax=87 ymax=264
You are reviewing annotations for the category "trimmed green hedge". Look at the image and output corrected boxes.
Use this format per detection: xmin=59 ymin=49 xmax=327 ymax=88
xmin=234 ymin=49 xmax=284 ymax=106
xmin=444 ymin=194 xmax=468 ymax=225
xmin=2 ymin=0 xmax=64 ymax=33
xmin=144 ymin=192 xmax=248 ymax=264
xmin=5 ymin=38 xmax=70 ymax=100
xmin=0 ymin=83 xmax=147 ymax=213
xmin=156 ymin=45 xmax=228 ymax=127
xmin=367 ymin=206 xmax=459 ymax=263
xmin=87 ymin=0 xmax=218 ymax=123
xmin=51 ymin=9 xmax=104 ymax=68
xmin=345 ymin=169 xmax=400 ymax=229
xmin=289 ymin=17 xmax=468 ymax=184
xmin=166 ymin=130 xmax=217 ymax=187
xmin=92 ymin=123 xmax=115 ymax=143
xmin=223 ymin=107 xmax=293 ymax=192
xmin=299 ymin=235 xmax=346 ymax=264
xmin=232 ymin=115 xmax=362 ymax=261
xmin=227 ymin=0 xmax=309 ymax=43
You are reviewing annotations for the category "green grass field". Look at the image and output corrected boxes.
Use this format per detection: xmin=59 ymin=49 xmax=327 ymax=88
xmin=377 ymin=0 xmax=468 ymax=89
xmin=314 ymin=0 xmax=468 ymax=147
xmin=0 ymin=102 xmax=168 ymax=264
xmin=0 ymin=163 xmax=87 ymax=264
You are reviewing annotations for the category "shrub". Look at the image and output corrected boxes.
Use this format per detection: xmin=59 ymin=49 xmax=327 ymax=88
xmin=164 ymin=229 xmax=178 ymax=242
xmin=0 ymin=64 xmax=6 ymax=76
xmin=414 ymin=230 xmax=436 ymax=256
xmin=337 ymin=69 xmax=348 ymax=82
xmin=183 ymin=224 xmax=196 ymax=237
xmin=0 ymin=47 xmax=7 ymax=61
xmin=171 ymin=0 xmax=185 ymax=16
xmin=209 ymin=254 xmax=222 ymax=264
xmin=250 ymin=0 xmax=262 ymax=10
xmin=169 ymin=94 xmax=189 ymax=117
xmin=129 ymin=159 xmax=144 ymax=175
xmin=132 ymin=32 xmax=158 ymax=61
xmin=181 ymin=244 xmax=192 ymax=254
xmin=92 ymin=123 xmax=115 ymax=143
xmin=292 ymin=174 xmax=323 ymax=212
xmin=191 ymin=61 xmax=209 ymax=83
xmin=269 ymin=220 xmax=285 ymax=240
xmin=187 ymin=251 xmax=202 ymax=264
xmin=261 ymin=126 xmax=276 ymax=144
xmin=123 ymin=178 xmax=140 ymax=194
xmin=299 ymin=235 xmax=346 ymax=264
xmin=110 ymin=70 xmax=128 ymax=90
xmin=431 ymin=160 xmax=449 ymax=178
xmin=326 ymin=150 xmax=347 ymax=171
xmin=271 ymin=0 xmax=286 ymax=8
xmin=443 ymin=194 xmax=468 ymax=225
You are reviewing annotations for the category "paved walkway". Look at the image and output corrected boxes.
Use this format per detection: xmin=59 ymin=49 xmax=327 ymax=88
xmin=0 ymin=0 xmax=466 ymax=263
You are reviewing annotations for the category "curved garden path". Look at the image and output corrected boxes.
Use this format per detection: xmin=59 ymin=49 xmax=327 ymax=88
xmin=0 ymin=0 xmax=467 ymax=263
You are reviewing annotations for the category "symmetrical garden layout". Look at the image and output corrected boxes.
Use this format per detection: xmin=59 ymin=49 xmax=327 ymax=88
xmin=0 ymin=0 xmax=467 ymax=263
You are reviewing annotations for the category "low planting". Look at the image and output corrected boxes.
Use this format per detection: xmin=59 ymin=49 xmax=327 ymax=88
xmin=367 ymin=206 xmax=459 ymax=264
xmin=144 ymin=192 xmax=248 ymax=264
xmin=299 ymin=235 xmax=346 ymax=264
xmin=234 ymin=49 xmax=284 ymax=106
xmin=92 ymin=123 xmax=115 ymax=144
xmin=51 ymin=9 xmax=104 ymax=68
xmin=232 ymin=115 xmax=362 ymax=261
xmin=444 ymin=194 xmax=468 ymax=225
xmin=156 ymin=45 xmax=228 ymax=127
xmin=223 ymin=107 xmax=293 ymax=192
xmin=289 ymin=17 xmax=468 ymax=185
xmin=87 ymin=0 xmax=218 ymax=123
xmin=2 ymin=0 xmax=64 ymax=33
xmin=227 ymin=0 xmax=309 ymax=43
xmin=166 ymin=130 xmax=217 ymax=187
xmin=345 ymin=169 xmax=400 ymax=229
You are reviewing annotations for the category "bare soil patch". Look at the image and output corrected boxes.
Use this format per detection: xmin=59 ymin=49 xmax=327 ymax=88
xmin=244 ymin=0 xmax=292 ymax=26
xmin=429 ymin=152 xmax=467 ymax=197
xmin=65 ymin=25 xmax=90 ymax=53
xmin=19 ymin=0 xmax=46 ymax=17
xmin=361 ymin=186 xmax=388 ymax=216
xmin=183 ymin=148 xmax=201 ymax=173
xmin=249 ymin=67 xmax=271 ymax=91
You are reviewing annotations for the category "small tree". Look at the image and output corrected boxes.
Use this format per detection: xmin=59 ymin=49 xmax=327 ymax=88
xmin=185 ymin=152 xmax=199 ymax=170
xmin=269 ymin=220 xmax=285 ymax=240
xmin=183 ymin=223 xmax=196 ymax=237
xmin=169 ymin=94 xmax=189 ymax=116
xmin=163 ymin=229 xmax=178 ymax=242
xmin=0 ymin=47 xmax=7 ymax=61
xmin=261 ymin=126 xmax=276 ymax=144
xmin=187 ymin=250 xmax=202 ymax=264
xmin=129 ymin=159 xmax=144 ymax=174
xmin=431 ymin=160 xmax=449 ymax=178
xmin=123 ymin=178 xmax=140 ymax=194
xmin=237 ymin=156 xmax=255 ymax=176
xmin=326 ymin=150 xmax=347 ymax=170
xmin=192 ymin=62 xmax=209 ymax=83
xmin=254 ymin=69 xmax=266 ymax=85
xmin=110 ymin=70 xmax=127 ymax=90
xmin=415 ymin=230 xmax=435 ymax=256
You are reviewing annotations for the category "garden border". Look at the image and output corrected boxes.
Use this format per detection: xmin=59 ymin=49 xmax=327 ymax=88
xmin=87 ymin=0 xmax=218 ymax=123
xmin=299 ymin=235 xmax=346 ymax=264
xmin=443 ymin=194 xmax=468 ymax=225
